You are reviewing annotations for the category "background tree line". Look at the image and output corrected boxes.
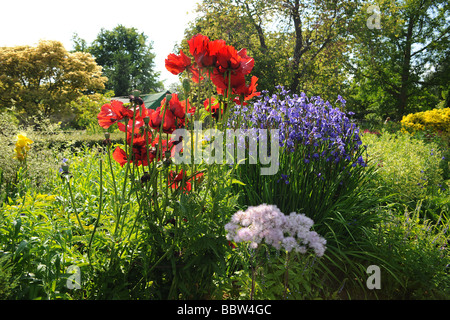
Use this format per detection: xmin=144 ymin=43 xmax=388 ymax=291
xmin=0 ymin=25 xmax=163 ymax=127
xmin=179 ymin=0 xmax=449 ymax=121
xmin=0 ymin=0 xmax=447 ymax=127
xmin=72 ymin=25 xmax=163 ymax=97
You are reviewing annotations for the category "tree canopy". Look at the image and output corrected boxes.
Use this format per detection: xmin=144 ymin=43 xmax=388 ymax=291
xmin=347 ymin=0 xmax=450 ymax=120
xmin=181 ymin=0 xmax=449 ymax=120
xmin=181 ymin=0 xmax=356 ymax=103
xmin=0 ymin=40 xmax=107 ymax=121
xmin=77 ymin=25 xmax=163 ymax=96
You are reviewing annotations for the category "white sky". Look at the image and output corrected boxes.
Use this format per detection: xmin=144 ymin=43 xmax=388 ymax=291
xmin=0 ymin=0 xmax=201 ymax=88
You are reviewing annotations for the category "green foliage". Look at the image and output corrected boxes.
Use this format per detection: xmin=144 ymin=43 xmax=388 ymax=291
xmin=0 ymin=112 xmax=64 ymax=205
xmin=0 ymin=255 xmax=19 ymax=299
xmin=367 ymin=202 xmax=450 ymax=299
xmin=362 ymin=130 xmax=448 ymax=203
xmin=80 ymin=25 xmax=163 ymax=96
xmin=0 ymin=40 xmax=107 ymax=121
xmin=69 ymin=91 xmax=115 ymax=129
xmin=226 ymin=245 xmax=328 ymax=300
xmin=0 ymin=192 xmax=87 ymax=299
xmin=346 ymin=0 xmax=449 ymax=120
xmin=1 ymin=124 xmax=449 ymax=299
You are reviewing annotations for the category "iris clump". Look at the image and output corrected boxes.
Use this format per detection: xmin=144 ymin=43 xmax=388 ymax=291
xmin=230 ymin=85 xmax=364 ymax=167
xmin=230 ymin=86 xmax=374 ymax=227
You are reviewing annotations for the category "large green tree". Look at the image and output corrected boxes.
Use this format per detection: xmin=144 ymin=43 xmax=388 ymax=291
xmin=79 ymin=25 xmax=163 ymax=96
xmin=181 ymin=0 xmax=356 ymax=102
xmin=346 ymin=0 xmax=449 ymax=121
xmin=0 ymin=40 xmax=107 ymax=120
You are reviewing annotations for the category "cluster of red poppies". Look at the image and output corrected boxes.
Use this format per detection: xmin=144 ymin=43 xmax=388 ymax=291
xmin=97 ymin=94 xmax=192 ymax=167
xmin=165 ymin=34 xmax=260 ymax=113
xmin=96 ymin=34 xmax=260 ymax=192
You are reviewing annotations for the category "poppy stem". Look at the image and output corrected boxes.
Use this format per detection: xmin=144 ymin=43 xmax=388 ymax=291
xmin=88 ymin=158 xmax=103 ymax=265
xmin=225 ymin=69 xmax=232 ymax=125
xmin=66 ymin=177 xmax=85 ymax=235
xmin=114 ymin=101 xmax=138 ymax=237
xmin=106 ymin=142 xmax=118 ymax=204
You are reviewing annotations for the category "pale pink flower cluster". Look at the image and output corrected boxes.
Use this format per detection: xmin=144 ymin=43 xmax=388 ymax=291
xmin=225 ymin=204 xmax=327 ymax=257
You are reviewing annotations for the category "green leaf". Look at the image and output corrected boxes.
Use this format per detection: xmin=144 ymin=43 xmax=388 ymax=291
xmin=228 ymin=178 xmax=245 ymax=186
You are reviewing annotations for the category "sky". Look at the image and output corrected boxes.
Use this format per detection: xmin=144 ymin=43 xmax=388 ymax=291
xmin=0 ymin=0 xmax=201 ymax=88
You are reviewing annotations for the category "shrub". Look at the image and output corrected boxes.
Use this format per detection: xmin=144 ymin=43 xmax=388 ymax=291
xmin=69 ymin=91 xmax=115 ymax=130
xmin=367 ymin=202 xmax=450 ymax=299
xmin=401 ymin=107 xmax=450 ymax=143
xmin=0 ymin=113 xmax=64 ymax=204
xmin=362 ymin=130 xmax=447 ymax=203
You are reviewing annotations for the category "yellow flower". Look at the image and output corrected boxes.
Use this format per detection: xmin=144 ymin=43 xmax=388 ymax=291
xmin=13 ymin=133 xmax=33 ymax=161
xmin=17 ymin=133 xmax=33 ymax=149
xmin=401 ymin=108 xmax=450 ymax=136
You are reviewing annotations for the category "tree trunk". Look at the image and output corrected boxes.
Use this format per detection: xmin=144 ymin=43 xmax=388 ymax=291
xmin=290 ymin=0 xmax=303 ymax=93
xmin=398 ymin=15 xmax=415 ymax=117
xmin=239 ymin=1 xmax=268 ymax=53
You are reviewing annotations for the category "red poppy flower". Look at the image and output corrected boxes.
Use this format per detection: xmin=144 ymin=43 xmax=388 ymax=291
xmin=112 ymin=147 xmax=128 ymax=167
xmin=208 ymin=39 xmax=227 ymax=58
xmin=168 ymin=169 xmax=204 ymax=192
xmin=124 ymin=129 xmax=153 ymax=147
xmin=165 ymin=50 xmax=192 ymax=75
xmin=118 ymin=118 xmax=145 ymax=135
xmin=132 ymin=141 xmax=155 ymax=166
xmin=162 ymin=93 xmax=185 ymax=119
xmin=235 ymin=76 xmax=260 ymax=101
xmin=204 ymin=97 xmax=218 ymax=112
xmin=97 ymin=100 xmax=133 ymax=129
xmin=150 ymin=106 xmax=176 ymax=134
xmin=211 ymin=71 xmax=247 ymax=94
xmin=210 ymin=70 xmax=259 ymax=102
xmin=235 ymin=49 xmax=254 ymax=75
xmin=136 ymin=104 xmax=153 ymax=119
xmin=215 ymin=46 xmax=254 ymax=76
xmin=188 ymin=34 xmax=229 ymax=70
xmin=174 ymin=98 xmax=195 ymax=128
xmin=165 ymin=50 xmax=203 ymax=83
xmin=216 ymin=45 xmax=240 ymax=72
xmin=188 ymin=34 xmax=210 ymax=61
xmin=112 ymin=135 xmax=156 ymax=167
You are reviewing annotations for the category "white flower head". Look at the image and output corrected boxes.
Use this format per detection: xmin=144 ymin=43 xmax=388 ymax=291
xmin=225 ymin=204 xmax=326 ymax=257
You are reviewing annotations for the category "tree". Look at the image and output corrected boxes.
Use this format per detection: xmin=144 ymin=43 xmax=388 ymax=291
xmin=278 ymin=0 xmax=355 ymax=94
xmin=86 ymin=25 xmax=163 ymax=96
xmin=181 ymin=0 xmax=356 ymax=102
xmin=181 ymin=0 xmax=279 ymax=92
xmin=0 ymin=40 xmax=107 ymax=120
xmin=346 ymin=0 xmax=450 ymax=120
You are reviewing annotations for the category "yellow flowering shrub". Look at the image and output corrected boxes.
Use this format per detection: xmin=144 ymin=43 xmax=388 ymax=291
xmin=401 ymin=108 xmax=450 ymax=137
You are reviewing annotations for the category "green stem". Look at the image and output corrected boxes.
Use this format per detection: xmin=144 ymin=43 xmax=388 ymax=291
xmin=107 ymin=143 xmax=118 ymax=205
xmin=148 ymin=244 xmax=175 ymax=275
xmin=67 ymin=178 xmax=85 ymax=235
xmin=283 ymin=251 xmax=290 ymax=299
xmin=88 ymin=159 xmax=103 ymax=264
xmin=114 ymin=102 xmax=138 ymax=237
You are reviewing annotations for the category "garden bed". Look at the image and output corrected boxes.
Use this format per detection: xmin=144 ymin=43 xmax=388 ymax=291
xmin=0 ymin=34 xmax=449 ymax=301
